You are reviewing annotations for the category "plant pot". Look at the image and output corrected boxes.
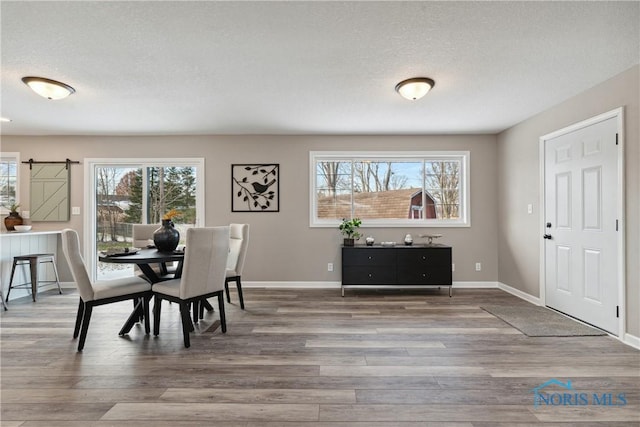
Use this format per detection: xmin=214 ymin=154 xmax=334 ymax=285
xmin=343 ymin=238 xmax=355 ymax=246
xmin=4 ymin=212 xmax=23 ymax=231
xmin=153 ymin=219 xmax=180 ymax=253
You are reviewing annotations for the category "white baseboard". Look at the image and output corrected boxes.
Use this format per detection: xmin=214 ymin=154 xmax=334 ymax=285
xmin=453 ymin=281 xmax=498 ymax=288
xmin=623 ymin=333 xmax=640 ymax=350
xmin=497 ymin=281 xmax=542 ymax=306
xmin=244 ymin=281 xmax=342 ymax=288
xmin=244 ymin=281 xmax=499 ymax=289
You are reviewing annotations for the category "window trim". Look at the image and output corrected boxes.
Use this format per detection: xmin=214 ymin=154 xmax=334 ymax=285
xmin=309 ymin=151 xmax=470 ymax=228
xmin=0 ymin=152 xmax=20 ymax=214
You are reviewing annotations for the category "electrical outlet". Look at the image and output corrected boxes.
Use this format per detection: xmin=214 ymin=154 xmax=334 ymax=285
xmin=21 ymin=210 xmax=30 ymax=219
xmin=452 ymin=263 xmax=455 ymax=272
xmin=72 ymin=206 xmax=81 ymax=215
xmin=475 ymin=262 xmax=482 ymax=271
xmin=327 ymin=263 xmax=333 ymax=272
xmin=527 ymin=203 xmax=533 ymax=214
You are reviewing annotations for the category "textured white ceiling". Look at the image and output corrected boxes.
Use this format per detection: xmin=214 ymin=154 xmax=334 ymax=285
xmin=1 ymin=1 xmax=638 ymax=136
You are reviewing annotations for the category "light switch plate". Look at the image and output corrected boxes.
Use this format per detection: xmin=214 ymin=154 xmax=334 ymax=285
xmin=72 ymin=207 xmax=81 ymax=215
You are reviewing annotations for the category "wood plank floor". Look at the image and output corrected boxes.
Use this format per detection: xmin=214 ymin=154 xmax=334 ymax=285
xmin=1 ymin=287 xmax=638 ymax=426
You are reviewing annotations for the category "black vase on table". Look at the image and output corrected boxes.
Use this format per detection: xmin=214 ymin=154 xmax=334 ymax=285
xmin=153 ymin=219 xmax=180 ymax=253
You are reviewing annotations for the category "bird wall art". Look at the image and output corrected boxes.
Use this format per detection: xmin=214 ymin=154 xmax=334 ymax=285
xmin=232 ymin=164 xmax=280 ymax=212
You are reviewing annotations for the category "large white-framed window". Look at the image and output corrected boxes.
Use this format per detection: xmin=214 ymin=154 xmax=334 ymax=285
xmin=310 ymin=151 xmax=470 ymax=227
xmin=85 ymin=158 xmax=205 ymax=282
xmin=0 ymin=152 xmax=20 ymax=213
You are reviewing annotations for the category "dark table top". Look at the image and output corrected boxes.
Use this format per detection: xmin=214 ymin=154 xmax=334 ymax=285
xmin=99 ymin=248 xmax=185 ymax=284
xmin=98 ymin=248 xmax=184 ymax=264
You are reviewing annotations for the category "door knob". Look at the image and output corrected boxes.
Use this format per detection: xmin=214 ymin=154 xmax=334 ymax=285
xmin=543 ymin=234 xmax=552 ymax=240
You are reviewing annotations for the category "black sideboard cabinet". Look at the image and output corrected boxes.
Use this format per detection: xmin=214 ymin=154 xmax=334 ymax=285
xmin=341 ymin=244 xmax=452 ymax=296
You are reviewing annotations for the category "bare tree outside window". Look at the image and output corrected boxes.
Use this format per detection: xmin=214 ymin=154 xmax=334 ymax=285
xmin=312 ymin=152 xmax=468 ymax=226
xmin=424 ymin=161 xmax=460 ymax=219
xmin=96 ymin=167 xmax=122 ymax=243
xmin=353 ymin=161 xmax=409 ymax=193
xmin=0 ymin=155 xmax=18 ymax=209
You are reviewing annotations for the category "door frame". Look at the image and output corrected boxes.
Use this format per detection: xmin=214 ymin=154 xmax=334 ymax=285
xmin=84 ymin=158 xmax=205 ymax=283
xmin=538 ymin=107 xmax=625 ymax=337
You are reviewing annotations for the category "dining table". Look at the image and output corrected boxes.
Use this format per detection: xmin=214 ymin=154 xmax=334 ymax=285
xmin=98 ymin=247 xmax=216 ymax=334
xmin=99 ymin=247 xmax=185 ymax=284
xmin=99 ymin=248 xmax=188 ymax=334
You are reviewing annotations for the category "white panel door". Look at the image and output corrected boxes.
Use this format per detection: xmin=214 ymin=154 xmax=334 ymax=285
xmin=544 ymin=116 xmax=619 ymax=334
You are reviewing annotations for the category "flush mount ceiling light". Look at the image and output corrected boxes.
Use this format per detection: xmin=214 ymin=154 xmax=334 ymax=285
xmin=22 ymin=76 xmax=75 ymax=100
xmin=395 ymin=77 xmax=435 ymax=101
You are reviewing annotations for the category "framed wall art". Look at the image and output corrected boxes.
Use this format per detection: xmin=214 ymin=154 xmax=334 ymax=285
xmin=231 ymin=164 xmax=279 ymax=212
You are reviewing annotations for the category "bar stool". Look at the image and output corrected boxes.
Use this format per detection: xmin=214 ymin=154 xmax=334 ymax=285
xmin=6 ymin=254 xmax=62 ymax=302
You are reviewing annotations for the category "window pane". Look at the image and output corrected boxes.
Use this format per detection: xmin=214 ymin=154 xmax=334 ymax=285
xmin=311 ymin=152 xmax=468 ymax=227
xmin=146 ymin=166 xmax=197 ymax=225
xmin=352 ymin=161 xmax=424 ymax=220
xmin=425 ymin=160 xmax=461 ymax=219
xmin=316 ymin=160 xmax=352 ymax=219
xmin=95 ymin=165 xmax=199 ymax=280
xmin=0 ymin=156 xmax=18 ymax=208
xmin=96 ymin=166 xmax=139 ymax=280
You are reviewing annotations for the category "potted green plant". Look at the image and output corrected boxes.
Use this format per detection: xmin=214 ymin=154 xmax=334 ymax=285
xmin=4 ymin=203 xmax=24 ymax=231
xmin=339 ymin=217 xmax=362 ymax=246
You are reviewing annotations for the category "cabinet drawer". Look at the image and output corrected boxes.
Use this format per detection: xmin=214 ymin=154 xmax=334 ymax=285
xmin=342 ymin=248 xmax=395 ymax=266
xmin=396 ymin=248 xmax=452 ymax=285
xmin=396 ymin=248 xmax=451 ymax=268
xmin=342 ymin=266 xmax=396 ymax=285
xmin=397 ymin=267 xmax=452 ymax=285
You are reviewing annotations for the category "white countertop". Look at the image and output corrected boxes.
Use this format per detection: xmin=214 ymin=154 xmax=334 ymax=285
xmin=0 ymin=230 xmax=62 ymax=237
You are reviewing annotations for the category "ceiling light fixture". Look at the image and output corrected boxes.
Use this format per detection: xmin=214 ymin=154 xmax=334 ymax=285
xmin=395 ymin=77 xmax=435 ymax=101
xmin=0 ymin=117 xmax=11 ymax=122
xmin=22 ymin=76 xmax=75 ymax=100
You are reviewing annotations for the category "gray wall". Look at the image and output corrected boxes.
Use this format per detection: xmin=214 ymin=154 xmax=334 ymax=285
xmin=2 ymin=134 xmax=499 ymax=284
xmin=497 ymin=65 xmax=639 ymax=336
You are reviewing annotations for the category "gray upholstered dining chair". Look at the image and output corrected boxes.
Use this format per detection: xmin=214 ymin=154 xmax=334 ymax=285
xmin=132 ymin=223 xmax=158 ymax=248
xmin=152 ymin=226 xmax=230 ymax=348
xmin=61 ymin=229 xmax=152 ymax=352
xmin=225 ymin=223 xmax=249 ymax=309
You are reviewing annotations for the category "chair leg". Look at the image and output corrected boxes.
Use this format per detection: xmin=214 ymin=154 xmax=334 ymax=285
xmin=179 ymin=302 xmax=192 ymax=348
xmin=153 ymin=295 xmax=162 ymax=336
xmin=73 ymin=298 xmax=85 ymax=338
xmin=6 ymin=261 xmax=17 ymax=302
xmin=217 ymin=292 xmax=227 ymax=334
xmin=236 ymin=277 xmax=245 ymax=310
xmin=143 ymin=295 xmax=151 ymax=335
xmin=225 ymin=278 xmax=231 ymax=303
xmin=192 ymin=300 xmax=199 ymax=324
xmin=50 ymin=258 xmax=62 ymax=294
xmin=29 ymin=259 xmax=38 ymax=302
xmin=77 ymin=304 xmax=93 ymax=352
xmin=199 ymin=299 xmax=205 ymax=319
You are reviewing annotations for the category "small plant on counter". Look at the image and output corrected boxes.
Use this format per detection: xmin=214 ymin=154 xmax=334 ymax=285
xmin=5 ymin=203 xmax=20 ymax=213
xmin=339 ymin=218 xmax=362 ymax=246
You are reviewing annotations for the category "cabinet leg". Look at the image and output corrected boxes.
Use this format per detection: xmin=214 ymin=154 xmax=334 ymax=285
xmin=449 ymin=285 xmax=452 ymax=297
xmin=341 ymin=286 xmax=344 ymax=297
